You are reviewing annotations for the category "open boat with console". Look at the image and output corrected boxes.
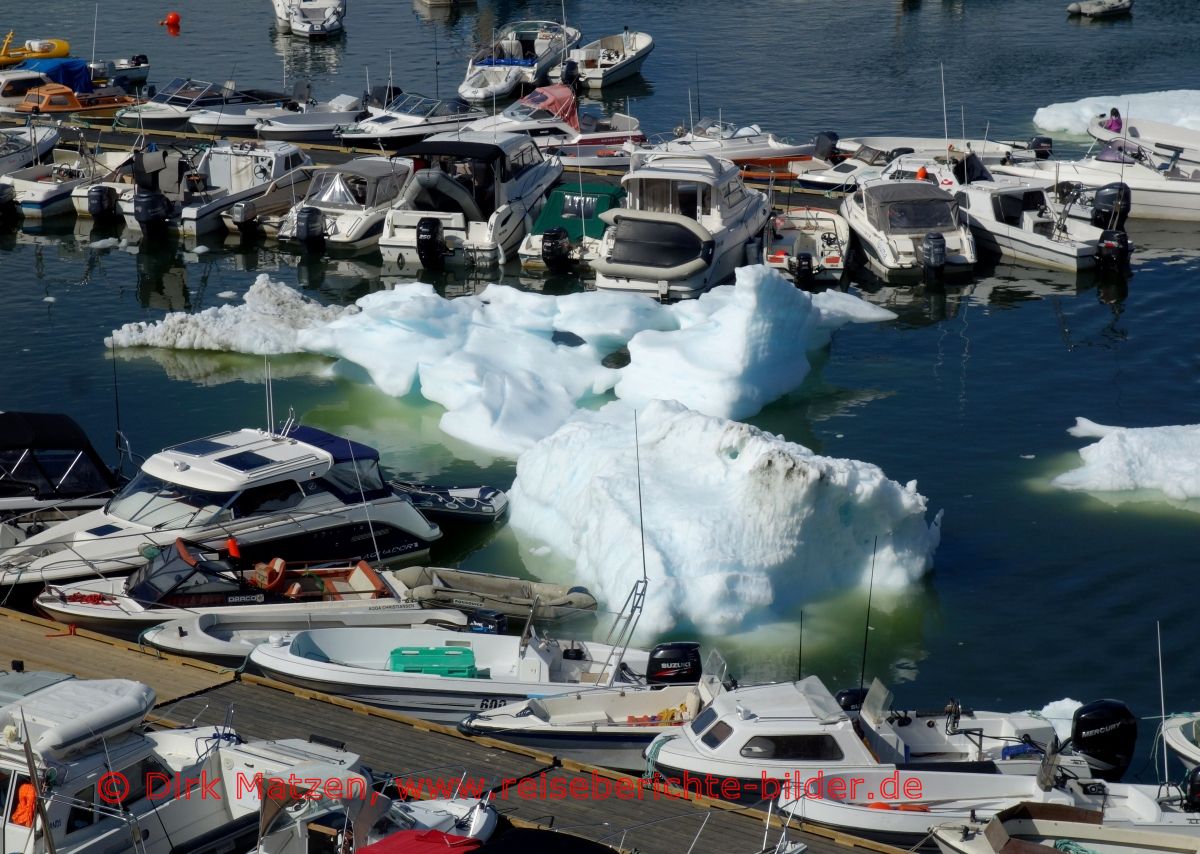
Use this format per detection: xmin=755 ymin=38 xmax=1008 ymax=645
xmin=763 ymin=206 xmax=851 ymax=285
xmin=2 ymin=148 xmax=133 ymax=219
xmin=0 ymin=124 xmax=60 ymax=176
xmin=1068 ymin=0 xmax=1132 ymax=17
xmin=552 ymin=28 xmax=654 ymax=89
xmin=277 ymin=156 xmax=414 ymax=250
xmin=458 ymin=21 xmax=581 ymax=103
xmin=1089 ymin=114 xmax=1200 ymax=170
xmin=389 ymin=481 xmax=509 ymax=524
xmin=253 ymin=93 xmax=367 ymax=143
xmin=627 ymin=118 xmax=815 ymax=171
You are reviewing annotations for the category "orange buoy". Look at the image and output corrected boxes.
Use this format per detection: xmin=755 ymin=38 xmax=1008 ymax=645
xmin=161 ymin=11 xmax=181 ymax=26
xmin=916 ymin=166 xmax=928 ymax=181
xmin=166 ymin=22 xmax=181 ymax=37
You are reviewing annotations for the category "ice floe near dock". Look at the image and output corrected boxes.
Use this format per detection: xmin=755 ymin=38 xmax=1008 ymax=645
xmin=1052 ymin=417 xmax=1200 ymax=499
xmin=508 ymin=399 xmax=942 ymax=634
xmin=1033 ymin=90 xmax=1200 ymax=134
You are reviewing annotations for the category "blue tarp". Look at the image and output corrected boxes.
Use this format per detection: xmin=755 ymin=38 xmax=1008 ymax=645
xmin=16 ymin=58 xmax=93 ymax=93
xmin=286 ymin=425 xmax=380 ymax=463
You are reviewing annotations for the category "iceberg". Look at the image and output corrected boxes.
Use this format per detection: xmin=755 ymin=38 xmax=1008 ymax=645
xmin=508 ymin=399 xmax=942 ymax=634
xmin=1033 ymin=90 xmax=1200 ymax=135
xmin=1052 ymin=417 xmax=1200 ymax=499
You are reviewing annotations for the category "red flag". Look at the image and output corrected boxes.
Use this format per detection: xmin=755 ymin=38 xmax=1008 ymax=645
xmin=226 ymin=537 xmax=241 ymax=558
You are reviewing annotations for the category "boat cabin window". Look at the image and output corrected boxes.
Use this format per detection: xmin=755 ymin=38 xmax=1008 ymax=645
xmin=285 ymin=153 xmax=305 ymax=171
xmin=66 ymin=783 xmax=98 ymax=834
xmin=114 ymin=756 xmax=171 ymax=807
xmin=1 ymin=78 xmax=45 ymax=98
xmin=561 ymin=192 xmax=599 ymax=220
xmin=690 ymin=706 xmax=719 ymax=735
xmin=955 ymin=191 xmax=969 ymax=209
xmin=232 ymin=480 xmax=305 ymax=518
xmin=0 ymin=770 xmax=12 ymax=825
xmin=633 ymin=180 xmax=711 ymax=218
xmin=883 ymin=199 xmax=957 ymax=234
xmin=700 ymin=720 xmax=733 ymax=749
xmin=509 ymin=144 xmax=543 ymax=178
xmin=739 ymin=734 xmax=844 ymax=761
xmin=319 ymin=458 xmax=388 ymax=503
xmin=8 ymin=774 xmax=33 ymax=827
xmin=49 ymin=94 xmax=70 ymax=107
xmin=723 ymin=183 xmax=746 ymax=209
xmin=106 ymin=472 xmax=234 ymax=527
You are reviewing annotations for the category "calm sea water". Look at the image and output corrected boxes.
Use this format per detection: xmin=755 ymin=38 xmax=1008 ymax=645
xmin=3 ymin=0 xmax=1200 ymax=776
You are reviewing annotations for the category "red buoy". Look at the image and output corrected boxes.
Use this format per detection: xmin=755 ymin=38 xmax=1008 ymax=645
xmin=160 ymin=11 xmax=181 ymax=26
xmin=165 ymin=22 xmax=180 ymax=36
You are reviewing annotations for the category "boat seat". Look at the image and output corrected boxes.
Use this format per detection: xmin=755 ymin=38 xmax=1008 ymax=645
xmin=252 ymin=558 xmax=287 ymax=591
xmin=324 ymin=561 xmax=386 ymax=600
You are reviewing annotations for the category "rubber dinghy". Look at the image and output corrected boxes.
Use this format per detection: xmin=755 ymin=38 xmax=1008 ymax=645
xmin=1067 ymin=0 xmax=1132 ymax=17
xmin=387 ymin=565 xmax=596 ymax=625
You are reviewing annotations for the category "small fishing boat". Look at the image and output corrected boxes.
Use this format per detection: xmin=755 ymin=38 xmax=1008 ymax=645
xmin=517 ymin=182 xmax=625 ymax=273
xmin=115 ymin=77 xmax=289 ymax=132
xmin=762 ymin=206 xmax=852 ymax=286
xmin=254 ymin=93 xmax=367 ymax=143
xmin=465 ymin=83 xmax=644 ymax=150
xmin=552 ymin=28 xmax=654 ymax=89
xmin=335 ymin=92 xmax=486 ymax=147
xmin=386 ymin=565 xmax=596 ymax=624
xmin=1088 ymin=114 xmax=1200 ymax=170
xmin=0 ymin=32 xmax=69 ymax=68
xmin=458 ymin=21 xmax=582 ymax=103
xmin=1067 ymin=0 xmax=1132 ymax=17
xmin=0 ymin=123 xmax=61 ymax=176
xmin=389 ymin=481 xmax=509 ymax=524
xmin=87 ymin=54 xmax=151 ymax=90
xmin=277 ymin=156 xmax=415 ymax=251
xmin=15 ymin=82 xmax=137 ymax=118
xmin=1 ymin=147 xmax=133 ymax=219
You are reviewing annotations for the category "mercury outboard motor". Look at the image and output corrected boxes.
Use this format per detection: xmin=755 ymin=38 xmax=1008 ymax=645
xmin=132 ymin=189 xmax=170 ymax=234
xmin=646 ymin=642 xmax=702 ymax=685
xmin=86 ymin=185 xmax=118 ymax=220
xmin=293 ymin=206 xmax=325 ymax=245
xmin=1098 ymin=229 xmax=1132 ymax=273
xmin=559 ymin=59 xmax=580 ymax=89
xmin=1183 ymin=766 xmax=1200 ymax=812
xmin=1091 ymin=182 xmax=1131 ymax=231
xmin=836 ymin=687 xmax=869 ymax=712
xmin=812 ymin=131 xmax=840 ymax=162
xmin=540 ymin=226 xmax=572 ymax=273
xmin=415 ymin=216 xmax=449 ymax=271
xmin=1069 ymin=699 xmax=1137 ymax=782
xmin=788 ymin=252 xmax=815 ymax=288
xmin=1027 ymin=136 xmax=1054 ymax=160
xmin=922 ymin=232 xmax=947 ymax=282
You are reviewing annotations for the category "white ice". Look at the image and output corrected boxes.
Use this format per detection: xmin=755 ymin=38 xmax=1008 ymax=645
xmin=1052 ymin=417 xmax=1200 ymax=499
xmin=1038 ymin=698 xmax=1083 ymax=742
xmin=507 ymin=399 xmax=941 ymax=634
xmin=1033 ymin=90 xmax=1200 ymax=135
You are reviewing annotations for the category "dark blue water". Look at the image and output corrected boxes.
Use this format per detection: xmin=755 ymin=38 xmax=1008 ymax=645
xmin=3 ymin=0 xmax=1200 ymax=778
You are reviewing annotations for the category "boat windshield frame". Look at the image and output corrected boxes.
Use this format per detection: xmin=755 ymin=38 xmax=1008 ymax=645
xmin=149 ymin=78 xmax=220 ymax=108
xmin=124 ymin=540 xmax=241 ymax=604
xmin=104 ymin=470 xmax=236 ymax=529
xmin=385 ymin=94 xmax=476 ymax=119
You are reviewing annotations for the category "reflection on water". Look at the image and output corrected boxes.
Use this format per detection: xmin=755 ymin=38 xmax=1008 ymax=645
xmin=410 ymin=0 xmax=476 ymax=26
xmin=269 ymin=29 xmax=347 ymax=81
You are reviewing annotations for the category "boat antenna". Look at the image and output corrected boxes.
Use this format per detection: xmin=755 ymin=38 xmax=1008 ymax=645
xmin=264 ymin=356 xmax=274 ymax=433
xmin=694 ymin=51 xmax=701 ymax=120
xmin=797 ymin=609 xmax=804 ymax=681
xmin=109 ymin=336 xmax=124 ymax=462
xmin=348 ymin=437 xmax=383 ymax=564
xmin=1157 ymin=620 xmax=1169 ymax=784
xmin=633 ymin=410 xmax=648 ymax=584
xmin=91 ymin=3 xmax=99 ymax=66
xmin=858 ymin=535 xmax=878 ymax=694
xmin=388 ymin=50 xmax=394 ymax=98
xmin=940 ymin=62 xmax=948 ymax=143
xmin=433 ymin=25 xmax=439 ymax=101
xmin=960 ymin=105 xmax=966 ymax=144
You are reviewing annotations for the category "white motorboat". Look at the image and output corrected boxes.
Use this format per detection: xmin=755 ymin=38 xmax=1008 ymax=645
xmin=1089 ymin=114 xmax=1200 ymax=170
xmin=335 ymin=92 xmax=486 ymax=147
xmin=378 ymin=131 xmax=562 ymax=270
xmin=0 ymin=148 xmax=132 ymax=219
xmin=34 ymin=536 xmax=473 ymax=636
xmin=457 ymin=21 xmax=582 ymax=103
xmin=287 ymin=0 xmax=347 ymax=38
xmin=88 ymin=53 xmax=151 ymax=91
xmin=552 ymin=28 xmax=654 ymax=89
xmin=0 ymin=68 xmax=52 ymax=112
xmin=277 ymin=156 xmax=413 ymax=250
xmin=255 ymin=93 xmax=366 ymax=143
xmin=517 ymin=182 xmax=626 ymax=273
xmin=592 ymin=151 xmax=771 ymax=300
xmin=0 ymin=424 xmax=443 ymax=599
xmin=387 ymin=565 xmax=595 ymax=624
xmin=221 ymin=164 xmax=317 ymax=236
xmin=249 ymin=622 xmax=683 ymax=724
xmin=994 ymin=138 xmax=1200 ymax=221
xmin=762 ymin=206 xmax=852 ymax=285
xmin=841 ymin=178 xmax=976 ymax=281
xmin=1068 ymin=0 xmax=1132 ymax=17
xmin=627 ymin=118 xmax=815 ymax=170
xmin=646 ymin=677 xmax=1137 ymax=808
xmin=1162 ymin=714 xmax=1200 ymax=770
xmin=789 ymin=137 xmax=910 ymax=193
xmin=114 ymin=77 xmax=288 ymax=132
xmin=465 ymin=83 xmax=643 ymax=149
xmin=459 ymin=647 xmax=724 ymax=771
xmin=0 ymin=411 xmax=123 ymax=550
xmin=0 ymin=124 xmax=60 ymax=176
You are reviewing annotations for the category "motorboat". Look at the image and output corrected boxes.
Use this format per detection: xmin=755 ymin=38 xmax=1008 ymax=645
xmin=141 ymin=606 xmax=469 ymax=663
xmin=933 ymin=802 xmax=1200 ymax=854
xmin=88 ymin=54 xmax=152 ymax=91
xmin=1089 ymin=114 xmax=1200 ymax=170
xmin=255 ymin=94 xmax=366 ymax=143
xmin=465 ymin=83 xmax=644 ymax=150
xmin=0 ymin=32 xmax=69 ymax=68
xmin=517 ymin=182 xmax=625 ymax=273
xmin=1068 ymin=0 xmax=1132 ymax=17
xmin=644 ymin=677 xmax=1137 ymax=808
xmin=14 ymin=82 xmax=136 ymax=118
xmin=541 ymin=140 xmax=637 ymax=169
xmin=34 ymin=536 xmax=471 ymax=636
xmin=627 ymin=118 xmax=815 ymax=170
xmin=458 ymin=21 xmax=582 ymax=103
xmin=249 ymin=622 xmax=684 ymax=724
xmin=0 ymin=124 xmax=61 ymax=177
xmin=0 ymin=69 xmax=53 ymax=111
xmin=1 ymin=148 xmax=133 ymax=219
xmin=0 ymin=411 xmax=122 ymax=549
xmin=993 ymin=138 xmax=1200 ymax=221
xmin=552 ymin=28 xmax=654 ymax=89
xmin=762 ymin=206 xmax=851 ymax=285
xmin=221 ymin=164 xmax=317 ymax=237
xmin=389 ymin=481 xmax=510 ymax=525
xmin=386 ymin=565 xmax=596 ymax=625
xmin=284 ymin=0 xmax=347 ymax=38
xmin=335 ymin=92 xmax=486 ymax=147
xmin=592 ymin=151 xmax=771 ymax=300
xmin=378 ymin=132 xmax=563 ymax=270
xmin=789 ymin=136 xmax=912 ymax=193
xmin=277 ymin=156 xmax=414 ymax=251
xmin=186 ymin=82 xmax=310 ymax=136
xmin=0 ymin=424 xmax=443 ymax=598
xmin=841 ymin=178 xmax=976 ymax=281
xmin=459 ymin=647 xmax=723 ymax=771
xmin=116 ymin=140 xmax=313 ymax=237
xmin=114 ymin=78 xmax=289 ymax=132
xmin=1162 ymin=714 xmax=1200 ymax=770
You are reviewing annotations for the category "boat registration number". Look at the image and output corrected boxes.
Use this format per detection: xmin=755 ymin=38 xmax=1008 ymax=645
xmin=480 ymin=698 xmax=508 ymax=710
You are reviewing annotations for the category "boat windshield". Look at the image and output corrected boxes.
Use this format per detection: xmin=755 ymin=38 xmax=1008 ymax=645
xmin=854 ymin=145 xmax=887 ymax=165
xmin=106 ymin=471 xmax=234 ymax=528
xmin=387 ymin=95 xmax=474 ymax=119
xmin=503 ymin=102 xmax=556 ymax=122
xmin=882 ymin=199 xmax=958 ymax=234
xmin=149 ymin=78 xmax=218 ymax=107
xmin=305 ymin=171 xmax=374 ymax=207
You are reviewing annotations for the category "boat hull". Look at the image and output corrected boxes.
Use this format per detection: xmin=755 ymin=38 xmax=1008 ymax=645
xmin=457 ymin=722 xmax=660 ymax=772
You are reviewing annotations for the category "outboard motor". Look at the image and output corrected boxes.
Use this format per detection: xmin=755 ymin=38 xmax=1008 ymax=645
xmin=559 ymin=59 xmax=580 ymax=89
xmin=1069 ymin=699 xmax=1137 ymax=782
xmin=467 ymin=608 xmax=506 ymax=635
xmin=885 ymin=146 xmax=915 ymax=163
xmin=1098 ymin=229 xmax=1132 ymax=273
xmin=0 ymin=183 xmax=14 ymax=211
xmin=921 ymin=232 xmax=947 ymax=283
xmin=788 ymin=252 xmax=815 ymax=288
xmin=132 ymin=189 xmax=170 ymax=234
xmin=229 ymin=200 xmax=257 ymax=229
xmin=836 ymin=687 xmax=869 ymax=712
xmin=812 ymin=131 xmax=839 ymax=162
xmin=87 ymin=185 xmax=119 ymax=219
xmin=1091 ymin=182 xmax=1132 ymax=231
xmin=1027 ymin=136 xmax=1054 ymax=160
xmin=646 ymin=642 xmax=702 ymax=685
xmin=1183 ymin=766 xmax=1200 ymax=812
xmin=415 ymin=216 xmax=449 ymax=271
xmin=293 ymin=206 xmax=325 ymax=245
xmin=540 ymin=226 xmax=573 ymax=273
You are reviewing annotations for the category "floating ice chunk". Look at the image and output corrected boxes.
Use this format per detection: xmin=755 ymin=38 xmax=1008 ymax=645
xmin=1053 ymin=418 xmax=1200 ymax=499
xmin=1034 ymin=90 xmax=1200 ymax=134
xmin=42 ymin=296 xmax=56 ymax=303
xmin=105 ymin=274 xmax=354 ymax=354
xmin=216 ymin=291 xmax=238 ymax=299
xmin=88 ymin=238 xmax=119 ymax=249
xmin=508 ymin=399 xmax=941 ymax=634
xmin=1038 ymin=698 xmax=1083 ymax=742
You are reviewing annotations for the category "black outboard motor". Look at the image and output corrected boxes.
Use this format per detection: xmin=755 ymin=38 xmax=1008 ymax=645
xmin=293 ymin=206 xmax=325 ymax=245
xmin=812 ymin=131 xmax=839 ymax=162
xmin=1091 ymin=182 xmax=1132 ymax=231
xmin=646 ymin=642 xmax=702 ymax=685
xmin=132 ymin=189 xmax=170 ymax=234
xmin=87 ymin=185 xmax=119 ymax=219
xmin=540 ymin=226 xmax=572 ymax=273
xmin=415 ymin=216 xmax=449 ymax=271
xmin=1098 ymin=229 xmax=1132 ymax=274
xmin=1027 ymin=136 xmax=1054 ymax=160
xmin=788 ymin=252 xmax=815 ymax=288
xmin=559 ymin=59 xmax=580 ymax=89
xmin=1183 ymin=766 xmax=1200 ymax=812
xmin=836 ymin=687 xmax=869 ymax=712
xmin=885 ymin=146 xmax=915 ymax=163
xmin=922 ymin=232 xmax=947 ymax=283
xmin=0 ymin=183 xmax=14 ymax=211
xmin=1069 ymin=699 xmax=1137 ymax=782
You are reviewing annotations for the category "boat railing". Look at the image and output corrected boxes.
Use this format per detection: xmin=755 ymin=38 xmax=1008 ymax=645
xmin=595 ymin=577 xmax=647 ymax=687
xmin=45 ymin=792 xmax=151 ymax=854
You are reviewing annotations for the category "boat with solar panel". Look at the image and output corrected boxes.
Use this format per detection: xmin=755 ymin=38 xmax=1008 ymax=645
xmin=0 ymin=423 xmax=463 ymax=599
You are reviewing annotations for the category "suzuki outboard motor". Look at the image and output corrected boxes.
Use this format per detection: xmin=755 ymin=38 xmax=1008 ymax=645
xmin=1027 ymin=136 xmax=1054 ymax=160
xmin=415 ymin=216 xmax=449 ymax=271
xmin=293 ymin=206 xmax=325 ymax=245
xmin=1091 ymin=182 xmax=1132 ymax=231
xmin=813 ymin=131 xmax=840 ymax=162
xmin=836 ymin=687 xmax=869 ymax=712
xmin=1070 ymin=699 xmax=1137 ymax=782
xmin=1184 ymin=766 xmax=1200 ymax=812
xmin=922 ymin=232 xmax=947 ymax=283
xmin=87 ymin=185 xmax=118 ymax=219
xmin=646 ymin=642 xmax=702 ymax=685
xmin=132 ymin=189 xmax=170 ymax=234
xmin=540 ymin=226 xmax=572 ymax=273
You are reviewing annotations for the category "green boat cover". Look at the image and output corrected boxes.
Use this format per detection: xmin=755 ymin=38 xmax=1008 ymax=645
xmin=531 ymin=183 xmax=624 ymax=242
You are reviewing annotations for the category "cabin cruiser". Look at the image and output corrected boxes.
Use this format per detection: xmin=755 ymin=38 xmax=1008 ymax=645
xmin=378 ymin=132 xmax=562 ymax=270
xmin=277 ymin=156 xmax=414 ymax=251
xmin=114 ymin=78 xmax=288 ymax=132
xmin=254 ymin=93 xmax=366 ymax=143
xmin=592 ymin=151 xmax=771 ymax=300
xmin=518 ymin=182 xmax=625 ymax=273
xmin=1089 ymin=114 xmax=1200 ymax=169
xmin=0 ymin=411 xmax=122 ymax=550
xmin=789 ymin=136 xmax=905 ymax=192
xmin=221 ymin=164 xmax=317 ymax=237
xmin=628 ymin=118 xmax=814 ymax=170
xmin=0 ymin=425 xmax=442 ymax=598
xmin=0 ymin=69 xmax=53 ymax=112
xmin=552 ymin=28 xmax=655 ymax=89
xmin=0 ymin=124 xmax=60 ymax=176
xmin=1 ymin=148 xmax=132 ymax=219
xmin=15 ymin=82 xmax=136 ymax=118
xmin=841 ymin=178 xmax=976 ymax=281
xmin=465 ymin=83 xmax=644 ymax=149
xmin=458 ymin=21 xmax=582 ymax=103
xmin=644 ymin=677 xmax=1137 ymax=808
xmin=335 ymin=92 xmax=486 ymax=147
xmin=762 ymin=206 xmax=851 ymax=285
